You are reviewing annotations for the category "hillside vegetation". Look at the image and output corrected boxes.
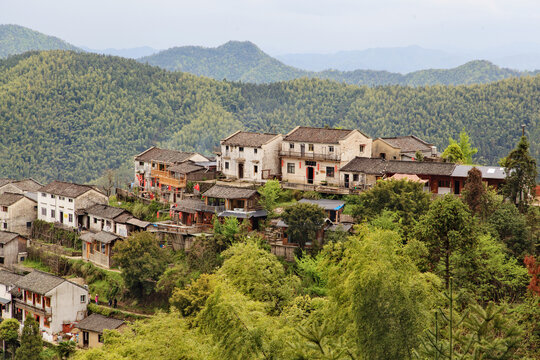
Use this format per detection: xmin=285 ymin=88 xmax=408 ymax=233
xmin=0 ymin=24 xmax=80 ymax=58
xmin=0 ymin=51 xmax=538 ymax=183
xmin=140 ymin=41 xmax=539 ymax=86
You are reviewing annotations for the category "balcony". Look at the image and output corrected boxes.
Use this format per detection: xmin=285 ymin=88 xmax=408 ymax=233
xmin=14 ymin=298 xmax=51 ymax=317
xmin=151 ymin=170 xmax=187 ymax=188
xmin=279 ymin=150 xmax=341 ymax=162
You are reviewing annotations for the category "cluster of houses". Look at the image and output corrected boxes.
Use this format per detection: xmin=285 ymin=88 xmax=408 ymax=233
xmin=0 ymin=125 xmax=509 ymax=346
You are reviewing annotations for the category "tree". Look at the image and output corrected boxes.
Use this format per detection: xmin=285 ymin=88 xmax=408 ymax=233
xmin=281 ymin=203 xmax=325 ymax=250
xmin=56 ymin=340 xmax=76 ymax=360
xmin=500 ymin=136 xmax=537 ymax=213
xmin=488 ymin=202 xmax=532 ymax=258
xmin=414 ymin=150 xmax=425 ymax=162
xmin=112 ymin=231 xmax=169 ymax=298
xmin=170 ymin=274 xmax=217 ymax=317
xmin=524 ymin=255 xmax=540 ymax=298
xmin=0 ymin=319 xmax=19 ymax=360
xmin=257 ymin=180 xmax=281 ymax=212
xmin=415 ymin=195 xmax=476 ymax=288
xmin=442 ymin=143 xmax=465 ymax=163
xmin=15 ymin=317 xmax=41 ymax=360
xmin=443 ymin=130 xmax=478 ymax=164
xmin=461 ymin=167 xmax=486 ymax=216
xmin=212 ymin=216 xmax=249 ymax=249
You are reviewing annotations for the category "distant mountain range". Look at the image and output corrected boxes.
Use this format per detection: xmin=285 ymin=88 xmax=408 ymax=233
xmin=140 ymin=41 xmax=538 ymax=86
xmin=1 ymin=24 xmax=539 ymax=86
xmin=0 ymin=24 xmax=80 ymax=58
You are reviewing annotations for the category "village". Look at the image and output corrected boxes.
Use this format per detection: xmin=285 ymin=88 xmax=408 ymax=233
xmin=0 ymin=126 xmax=516 ymax=351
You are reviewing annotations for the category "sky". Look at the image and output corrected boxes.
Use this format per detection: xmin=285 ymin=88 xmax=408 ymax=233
xmin=1 ymin=0 xmax=539 ymax=55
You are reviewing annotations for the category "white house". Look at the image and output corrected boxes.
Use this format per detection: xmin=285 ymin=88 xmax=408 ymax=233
xmin=12 ymin=270 xmax=88 ymax=338
xmin=0 ymin=269 xmax=23 ymax=320
xmin=280 ymin=126 xmax=372 ymax=186
xmin=37 ymin=181 xmax=108 ymax=229
xmin=217 ymin=131 xmax=283 ymax=182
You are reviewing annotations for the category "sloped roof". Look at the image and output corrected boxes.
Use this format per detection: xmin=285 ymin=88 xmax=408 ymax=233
xmin=168 ymin=162 xmax=205 ymax=174
xmin=218 ymin=209 xmax=267 ymax=218
xmin=202 ymin=185 xmax=258 ymax=199
xmin=113 ymin=213 xmax=133 ymax=223
xmin=384 ymin=160 xmax=456 ymax=176
xmin=0 ymin=270 xmax=23 ymax=286
xmin=135 ymin=147 xmax=201 ymax=164
xmin=0 ymin=179 xmax=13 ymax=187
xmin=126 ymin=218 xmax=151 ymax=228
xmin=94 ymin=231 xmax=121 ymax=244
xmin=39 ymin=181 xmax=101 ymax=198
xmin=0 ymin=192 xmax=26 ymax=206
xmin=85 ymin=204 xmax=129 ymax=220
xmin=13 ymin=271 xmax=67 ymax=295
xmin=284 ymin=127 xmax=356 ymax=144
xmin=175 ymin=199 xmax=207 ymax=213
xmin=451 ymin=165 xmax=506 ymax=180
xmin=379 ymin=136 xmax=433 ymax=153
xmin=221 ymin=131 xmax=280 ymax=147
xmin=388 ymin=174 xmax=428 ymax=183
xmin=340 ymin=157 xmax=387 ymax=175
xmin=0 ymin=231 xmax=22 ymax=244
xmin=298 ymin=199 xmax=345 ymax=211
xmin=76 ymin=314 xmax=124 ymax=333
xmin=12 ymin=179 xmax=43 ymax=192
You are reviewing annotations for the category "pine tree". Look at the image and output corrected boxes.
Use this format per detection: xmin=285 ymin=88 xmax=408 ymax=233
xmin=462 ymin=167 xmax=486 ymax=216
xmin=15 ymin=317 xmax=42 ymax=360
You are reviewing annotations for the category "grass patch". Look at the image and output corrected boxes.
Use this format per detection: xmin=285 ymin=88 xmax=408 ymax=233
xmin=88 ymin=303 xmax=149 ymax=321
xmin=22 ymin=259 xmax=51 ymax=272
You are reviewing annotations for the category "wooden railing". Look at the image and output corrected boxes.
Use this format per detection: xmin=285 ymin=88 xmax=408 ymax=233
xmin=151 ymin=170 xmax=187 ymax=188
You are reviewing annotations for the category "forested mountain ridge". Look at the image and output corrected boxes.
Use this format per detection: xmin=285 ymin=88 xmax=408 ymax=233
xmin=0 ymin=51 xmax=538 ymax=183
xmin=0 ymin=24 xmax=80 ymax=58
xmin=139 ymin=40 xmax=539 ymax=86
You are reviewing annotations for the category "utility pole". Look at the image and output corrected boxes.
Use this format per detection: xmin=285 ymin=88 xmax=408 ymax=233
xmin=521 ymin=124 xmax=526 ymax=136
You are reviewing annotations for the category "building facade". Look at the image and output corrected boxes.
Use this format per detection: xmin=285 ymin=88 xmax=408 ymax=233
xmin=0 ymin=193 xmax=37 ymax=236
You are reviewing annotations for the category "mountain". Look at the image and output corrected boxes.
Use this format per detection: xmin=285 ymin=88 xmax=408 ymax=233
xmin=139 ymin=41 xmax=537 ymax=86
xmin=0 ymin=51 xmax=538 ymax=183
xmin=0 ymin=24 xmax=80 ymax=58
xmin=277 ymin=45 xmax=467 ymax=73
xmin=139 ymin=41 xmax=306 ymax=83
xmin=81 ymin=46 xmax=158 ymax=59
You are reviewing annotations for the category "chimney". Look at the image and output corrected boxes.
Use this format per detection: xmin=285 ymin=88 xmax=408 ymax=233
xmin=431 ymin=146 xmax=437 ymax=157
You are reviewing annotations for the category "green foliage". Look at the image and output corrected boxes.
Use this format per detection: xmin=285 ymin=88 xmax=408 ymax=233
xmin=500 ymin=136 xmax=538 ymax=213
xmin=257 ymin=180 xmax=282 ymax=212
xmin=488 ymin=202 xmax=533 ymax=258
xmin=444 ymin=129 xmax=478 ymax=164
xmin=282 ymin=203 xmax=326 ymax=249
xmin=156 ymin=260 xmax=195 ymax=298
xmin=442 ymin=143 xmax=465 ymax=163
xmin=295 ymin=252 xmax=328 ymax=296
xmin=170 ymin=274 xmax=217 ymax=317
xmin=113 ymin=231 xmax=170 ymax=298
xmin=0 ymin=318 xmax=20 ymax=359
xmin=462 ymin=167 xmax=487 ymax=215
xmin=212 ymin=216 xmax=249 ymax=249
xmin=15 ymin=317 xmax=42 ymax=360
xmin=219 ymin=241 xmax=300 ymax=313
xmin=56 ymin=340 xmax=76 ymax=360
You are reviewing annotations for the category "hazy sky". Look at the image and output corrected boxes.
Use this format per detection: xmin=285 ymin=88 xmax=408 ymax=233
xmin=1 ymin=0 xmax=539 ymax=54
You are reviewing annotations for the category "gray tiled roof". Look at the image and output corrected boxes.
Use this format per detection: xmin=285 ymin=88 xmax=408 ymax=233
xmin=218 ymin=209 xmax=267 ymax=218
xmin=76 ymin=314 xmax=124 ymax=333
xmin=340 ymin=157 xmax=387 ymax=175
xmin=0 ymin=270 xmax=23 ymax=286
xmin=0 ymin=231 xmax=22 ymax=244
xmin=299 ymin=199 xmax=345 ymax=211
xmin=451 ymin=165 xmax=506 ymax=180
xmin=284 ymin=127 xmax=356 ymax=144
xmin=222 ymin=131 xmax=280 ymax=147
xmin=135 ymin=147 xmax=201 ymax=164
xmin=0 ymin=193 xmax=25 ymax=206
xmin=81 ymin=231 xmax=120 ymax=244
xmin=85 ymin=204 xmax=129 ymax=220
xmin=380 ymin=136 xmax=433 ymax=153
xmin=202 ymin=185 xmax=258 ymax=200
xmin=0 ymin=179 xmax=13 ymax=187
xmin=384 ymin=160 xmax=456 ymax=176
xmin=39 ymin=181 xmax=100 ymax=198
xmin=168 ymin=162 xmax=204 ymax=174
xmin=12 ymin=179 xmax=43 ymax=192
xmin=13 ymin=270 xmax=67 ymax=295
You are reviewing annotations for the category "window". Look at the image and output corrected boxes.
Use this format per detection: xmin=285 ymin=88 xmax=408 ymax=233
xmin=326 ymin=167 xmax=335 ymax=177
xmin=101 ymin=243 xmax=106 ymax=253
xmin=98 ymin=334 xmax=104 ymax=343
xmin=68 ymin=214 xmax=73 ymax=223
xmin=380 ymin=153 xmax=386 ymax=159
xmin=45 ymin=297 xmax=50 ymax=307
xmin=2 ymin=223 xmax=6 ymax=230
xmin=359 ymin=145 xmax=365 ymax=153
xmin=328 ymin=146 xmax=334 ymax=152
xmin=254 ymin=165 xmax=258 ymax=173
xmin=353 ymin=174 xmax=359 ymax=182
xmin=36 ymin=294 xmax=41 ymax=305
xmin=80 ymin=295 xmax=86 ymax=303
xmin=0 ymin=257 xmax=4 ymax=264
xmin=289 ymin=143 xmax=294 ymax=149
xmin=94 ymin=218 xmax=98 ymax=224
xmin=51 ymin=194 xmax=55 ymax=199
xmin=287 ymin=163 xmax=295 ymax=174
xmin=225 ymin=145 xmax=229 ymax=151
xmin=59 ymin=196 xmax=65 ymax=201
xmin=308 ymin=144 xmax=314 ymax=151
xmin=26 ymin=222 xmax=31 ymax=228
xmin=438 ymin=180 xmax=451 ymax=188
xmin=41 ymin=193 xmax=46 ymax=197
xmin=43 ymin=317 xmax=50 ymax=328
xmin=1 ymin=206 xmax=7 ymax=212
xmin=139 ymin=161 xmax=144 ymax=166
xmin=68 ymin=198 xmax=73 ymax=203
xmin=51 ymin=210 xmax=55 ymax=218
xmin=225 ymin=162 xmax=229 ymax=170
xmin=305 ymin=160 xmax=316 ymax=167
xmin=254 ymin=148 xmax=257 ymax=154
xmin=239 ymin=147 xmax=244 ymax=152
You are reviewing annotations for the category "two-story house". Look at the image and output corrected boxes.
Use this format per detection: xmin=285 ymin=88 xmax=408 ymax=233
xmin=371 ymin=135 xmax=440 ymax=161
xmin=37 ymin=181 xmax=108 ymax=230
xmin=0 ymin=232 xmax=27 ymax=267
xmin=280 ymin=126 xmax=372 ymax=187
xmin=217 ymin=131 xmax=283 ymax=182
xmin=11 ymin=270 xmax=88 ymax=339
xmin=0 ymin=270 xmax=23 ymax=320
xmin=134 ymin=147 xmax=210 ymax=202
xmin=0 ymin=192 xmax=37 ymax=236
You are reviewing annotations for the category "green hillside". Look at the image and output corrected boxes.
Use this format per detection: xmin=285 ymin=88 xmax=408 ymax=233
xmin=0 ymin=24 xmax=80 ymax=58
xmin=0 ymin=51 xmax=538 ymax=183
xmin=139 ymin=41 xmax=538 ymax=86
